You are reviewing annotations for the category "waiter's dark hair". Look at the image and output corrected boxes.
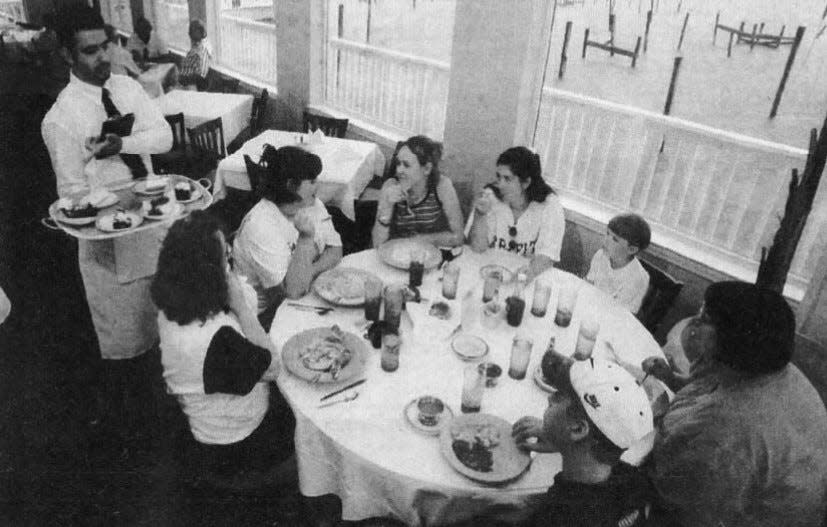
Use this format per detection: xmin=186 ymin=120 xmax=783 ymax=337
xmin=256 ymin=145 xmax=323 ymax=205
xmin=151 ymin=211 xmax=230 ymax=325
xmin=55 ymin=5 xmax=105 ymax=51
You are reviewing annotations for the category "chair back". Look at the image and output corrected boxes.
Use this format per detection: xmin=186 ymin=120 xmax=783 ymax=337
xmin=243 ymin=154 xmax=268 ymax=195
xmin=250 ymin=88 xmax=268 ymax=137
xmin=637 ymin=259 xmax=684 ymax=337
xmin=164 ymin=113 xmax=186 ymax=152
xmin=302 ymin=110 xmax=349 ymax=138
xmin=187 ymin=117 xmax=226 ymax=161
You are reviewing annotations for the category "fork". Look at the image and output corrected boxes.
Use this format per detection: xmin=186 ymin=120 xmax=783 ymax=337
xmin=317 ymin=391 xmax=360 ymax=408
xmin=286 ymin=302 xmax=334 ymax=315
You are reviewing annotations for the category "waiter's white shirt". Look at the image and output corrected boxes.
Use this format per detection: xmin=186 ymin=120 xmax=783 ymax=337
xmin=41 ymin=72 xmax=171 ymax=197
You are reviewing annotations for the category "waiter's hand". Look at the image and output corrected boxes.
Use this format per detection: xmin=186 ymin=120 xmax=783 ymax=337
xmin=86 ymin=133 xmax=123 ymax=159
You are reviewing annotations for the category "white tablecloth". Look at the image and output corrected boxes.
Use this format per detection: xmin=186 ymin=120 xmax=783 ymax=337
xmin=268 ymin=247 xmax=665 ymax=526
xmin=155 ymin=89 xmax=253 ymax=151
xmin=138 ymin=63 xmax=177 ymax=99
xmin=215 ymin=130 xmax=385 ymax=221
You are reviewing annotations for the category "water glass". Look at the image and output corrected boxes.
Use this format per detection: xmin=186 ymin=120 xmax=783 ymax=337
xmin=408 ymin=248 xmax=425 ymax=287
xmin=442 ymin=262 xmax=460 ymax=299
xmin=508 ymin=335 xmax=534 ymax=380
xmin=478 ymin=362 xmax=503 ymax=388
xmin=383 ymin=284 xmax=405 ymax=332
xmin=381 ymin=332 xmax=401 ymax=372
xmin=364 ymin=279 xmax=383 ymax=322
xmin=417 ymin=396 xmax=445 ymax=426
xmin=480 ymin=301 xmax=504 ymax=330
xmin=554 ymin=285 xmax=577 ymax=327
xmin=461 ymin=364 xmax=485 ymax=413
xmin=482 ymin=271 xmax=502 ymax=302
xmin=531 ymin=279 xmax=552 ymax=317
xmin=574 ymin=318 xmax=600 ymax=360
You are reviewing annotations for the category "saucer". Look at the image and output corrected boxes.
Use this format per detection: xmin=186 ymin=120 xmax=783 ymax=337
xmin=403 ymin=397 xmax=454 ymax=436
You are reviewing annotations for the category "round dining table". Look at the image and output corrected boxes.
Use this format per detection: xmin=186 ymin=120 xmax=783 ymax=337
xmin=268 ymin=246 xmax=666 ymax=526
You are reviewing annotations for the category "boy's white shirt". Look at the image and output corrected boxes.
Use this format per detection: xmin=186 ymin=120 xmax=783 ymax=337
xmin=586 ymin=248 xmax=650 ymax=313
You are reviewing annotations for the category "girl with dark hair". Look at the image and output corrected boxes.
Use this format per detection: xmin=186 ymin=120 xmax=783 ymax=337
xmin=466 ymin=146 xmax=565 ymax=278
xmin=152 ymin=211 xmax=295 ymax=486
xmin=233 ymin=145 xmax=342 ymax=314
xmin=371 ymin=135 xmax=464 ymax=248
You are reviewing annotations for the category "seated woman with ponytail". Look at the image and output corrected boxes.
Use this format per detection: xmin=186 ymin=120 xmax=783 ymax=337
xmin=233 ymin=146 xmax=343 ymax=317
xmin=466 ymin=146 xmax=565 ymax=279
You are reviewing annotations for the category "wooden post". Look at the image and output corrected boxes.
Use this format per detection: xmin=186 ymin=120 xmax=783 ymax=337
xmin=678 ymin=12 xmax=689 ymax=50
xmin=823 ymin=2 xmax=827 ymax=20
xmin=644 ymin=10 xmax=652 ymax=52
xmin=366 ymin=0 xmax=372 ymax=44
xmin=663 ymin=56 xmax=683 ymax=115
xmin=631 ymin=36 xmax=642 ymax=67
xmin=583 ymin=28 xmax=590 ymax=59
xmin=727 ymin=30 xmax=734 ymax=57
xmin=336 ymin=3 xmax=344 ymax=93
xmin=737 ymin=21 xmax=744 ymax=43
xmin=713 ymin=12 xmax=720 ymax=44
xmin=609 ymin=13 xmax=615 ymax=44
xmin=770 ymin=26 xmax=806 ymax=119
xmin=750 ymin=23 xmax=757 ymax=50
xmin=759 ymin=22 xmax=765 ymax=34
xmin=559 ymin=21 xmax=573 ymax=79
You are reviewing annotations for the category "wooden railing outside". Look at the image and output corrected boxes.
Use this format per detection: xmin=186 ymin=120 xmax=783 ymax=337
xmin=0 ymin=0 xmax=25 ymax=21
xmin=152 ymin=0 xmax=190 ymax=52
xmin=217 ymin=12 xmax=277 ymax=85
xmin=325 ymin=37 xmax=450 ymax=140
xmin=534 ymin=87 xmax=826 ymax=290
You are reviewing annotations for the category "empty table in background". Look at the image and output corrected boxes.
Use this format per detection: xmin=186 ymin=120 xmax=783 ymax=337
xmin=155 ymin=89 xmax=253 ymax=150
xmin=138 ymin=63 xmax=177 ymax=99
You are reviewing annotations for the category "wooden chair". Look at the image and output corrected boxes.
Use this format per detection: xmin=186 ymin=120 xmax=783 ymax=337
xmin=302 ymin=110 xmax=349 ymax=138
xmin=187 ymin=117 xmax=225 ymax=182
xmin=227 ymin=89 xmax=268 ymax=155
xmin=206 ymin=70 xmax=240 ymax=94
xmin=243 ymin=154 xmax=267 ymax=195
xmin=152 ymin=112 xmax=190 ymax=175
xmin=637 ymin=259 xmax=684 ymax=338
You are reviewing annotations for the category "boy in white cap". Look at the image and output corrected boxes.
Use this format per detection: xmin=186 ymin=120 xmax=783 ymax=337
xmin=512 ymin=358 xmax=654 ymax=527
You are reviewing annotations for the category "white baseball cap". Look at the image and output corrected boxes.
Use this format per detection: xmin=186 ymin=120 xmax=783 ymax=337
xmin=568 ymin=358 xmax=654 ymax=450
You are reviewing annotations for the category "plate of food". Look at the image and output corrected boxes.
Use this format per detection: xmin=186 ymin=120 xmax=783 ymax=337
xmin=479 ymin=264 xmax=515 ymax=284
xmin=53 ymin=189 xmax=119 ymax=226
xmin=173 ymin=180 xmax=203 ymax=203
xmin=282 ymin=325 xmax=368 ymax=384
xmin=133 ymin=176 xmax=170 ymax=196
xmin=440 ymin=413 xmax=531 ymax=484
xmin=451 ymin=333 xmax=489 ymax=361
xmin=377 ymin=238 xmax=442 ymax=271
xmin=312 ymin=267 xmax=382 ymax=307
xmin=95 ymin=209 xmax=143 ymax=233
xmin=142 ymin=196 xmax=184 ymax=221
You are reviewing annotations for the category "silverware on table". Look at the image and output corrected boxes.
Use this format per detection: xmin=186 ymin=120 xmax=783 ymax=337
xmin=286 ymin=302 xmax=334 ymax=315
xmin=320 ymin=378 xmax=366 ymax=402
xmin=317 ymin=391 xmax=360 ymax=408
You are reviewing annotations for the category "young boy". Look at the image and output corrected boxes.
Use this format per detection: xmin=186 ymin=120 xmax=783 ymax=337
xmin=512 ymin=358 xmax=654 ymax=527
xmin=586 ymin=213 xmax=651 ymax=314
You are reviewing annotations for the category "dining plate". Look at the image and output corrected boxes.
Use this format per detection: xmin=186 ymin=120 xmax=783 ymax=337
xmin=133 ymin=177 xmax=170 ymax=195
xmin=52 ymin=192 xmax=120 ymax=226
xmin=377 ymin=239 xmax=442 ymax=271
xmin=95 ymin=211 xmax=143 ymax=233
xmin=440 ymin=413 xmax=531 ymax=484
xmin=451 ymin=334 xmax=489 ymax=361
xmin=403 ymin=397 xmax=454 ymax=436
xmin=533 ymin=365 xmax=556 ymax=393
xmin=143 ymin=202 xmax=185 ymax=221
xmin=478 ymin=264 xmax=515 ymax=284
xmin=313 ymin=267 xmax=382 ymax=307
xmin=282 ymin=326 xmax=368 ymax=384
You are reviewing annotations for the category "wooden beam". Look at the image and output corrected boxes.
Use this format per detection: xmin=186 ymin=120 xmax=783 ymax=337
xmin=678 ymin=12 xmax=689 ymax=50
xmin=559 ymin=21 xmax=573 ymax=79
xmin=663 ymin=56 xmax=683 ymax=115
xmin=770 ymin=26 xmax=806 ymax=118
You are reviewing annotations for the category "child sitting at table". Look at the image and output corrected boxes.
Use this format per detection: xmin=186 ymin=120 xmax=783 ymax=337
xmin=512 ymin=358 xmax=654 ymax=527
xmin=586 ymin=213 xmax=651 ymax=314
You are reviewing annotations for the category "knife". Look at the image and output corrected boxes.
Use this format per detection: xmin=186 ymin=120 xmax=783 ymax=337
xmin=319 ymin=378 xmax=366 ymax=402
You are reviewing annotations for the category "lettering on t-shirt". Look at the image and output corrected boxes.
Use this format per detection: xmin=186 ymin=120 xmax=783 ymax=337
xmin=490 ymin=236 xmax=537 ymax=256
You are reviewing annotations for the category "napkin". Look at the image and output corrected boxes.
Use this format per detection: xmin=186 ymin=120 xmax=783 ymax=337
xmin=406 ymin=297 xmax=461 ymax=343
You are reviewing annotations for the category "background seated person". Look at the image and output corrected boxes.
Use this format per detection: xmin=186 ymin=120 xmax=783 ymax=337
xmin=646 ymin=281 xmax=827 ymax=527
xmin=103 ymin=24 xmax=142 ymax=79
xmin=585 ymin=213 xmax=651 ymax=313
xmin=466 ymin=146 xmax=566 ymax=280
xmin=512 ymin=358 xmax=654 ymax=527
xmin=371 ymin=135 xmax=464 ymax=248
xmin=151 ymin=211 xmax=295 ymax=488
xmin=178 ymin=19 xmax=212 ymax=91
xmin=233 ymin=146 xmax=343 ymax=318
xmin=126 ymin=17 xmax=170 ymax=64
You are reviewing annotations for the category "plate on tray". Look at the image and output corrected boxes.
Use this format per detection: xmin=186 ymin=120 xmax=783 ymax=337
xmin=403 ymin=397 xmax=454 ymax=436
xmin=142 ymin=200 xmax=185 ymax=221
xmin=313 ymin=267 xmax=382 ymax=307
xmin=377 ymin=239 xmax=442 ymax=271
xmin=133 ymin=177 xmax=170 ymax=195
xmin=95 ymin=210 xmax=143 ymax=233
xmin=440 ymin=413 xmax=531 ymax=484
xmin=52 ymin=192 xmax=119 ymax=226
xmin=282 ymin=326 xmax=368 ymax=384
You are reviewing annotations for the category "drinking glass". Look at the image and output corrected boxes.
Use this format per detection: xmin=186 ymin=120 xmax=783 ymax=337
xmin=383 ymin=284 xmax=405 ymax=332
xmin=482 ymin=271 xmax=502 ymax=302
xmin=508 ymin=335 xmax=533 ymax=380
xmin=554 ymin=285 xmax=577 ymax=327
xmin=574 ymin=318 xmax=600 ymax=360
xmin=461 ymin=364 xmax=485 ymax=413
xmin=417 ymin=396 xmax=445 ymax=426
xmin=409 ymin=248 xmax=425 ymax=287
xmin=364 ymin=279 xmax=383 ymax=322
xmin=381 ymin=332 xmax=401 ymax=372
xmin=531 ymin=279 xmax=552 ymax=317
xmin=442 ymin=262 xmax=460 ymax=299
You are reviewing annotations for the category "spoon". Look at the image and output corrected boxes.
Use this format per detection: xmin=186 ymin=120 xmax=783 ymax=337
xmin=317 ymin=391 xmax=360 ymax=408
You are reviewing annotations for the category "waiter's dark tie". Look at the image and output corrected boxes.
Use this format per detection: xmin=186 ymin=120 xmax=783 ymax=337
xmin=101 ymin=88 xmax=148 ymax=179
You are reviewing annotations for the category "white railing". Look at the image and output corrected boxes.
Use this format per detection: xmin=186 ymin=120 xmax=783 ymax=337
xmin=152 ymin=0 xmax=190 ymax=52
xmin=217 ymin=13 xmax=277 ymax=85
xmin=534 ymin=87 xmax=827 ymax=291
xmin=0 ymin=0 xmax=25 ymax=21
xmin=325 ymin=37 xmax=450 ymax=140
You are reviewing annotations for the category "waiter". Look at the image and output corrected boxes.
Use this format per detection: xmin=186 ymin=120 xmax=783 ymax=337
xmin=41 ymin=7 xmax=172 ymax=451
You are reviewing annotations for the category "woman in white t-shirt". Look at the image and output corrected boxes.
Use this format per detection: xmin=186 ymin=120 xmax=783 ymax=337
xmin=233 ymin=145 xmax=343 ymax=317
xmin=466 ymin=146 xmax=566 ymax=279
